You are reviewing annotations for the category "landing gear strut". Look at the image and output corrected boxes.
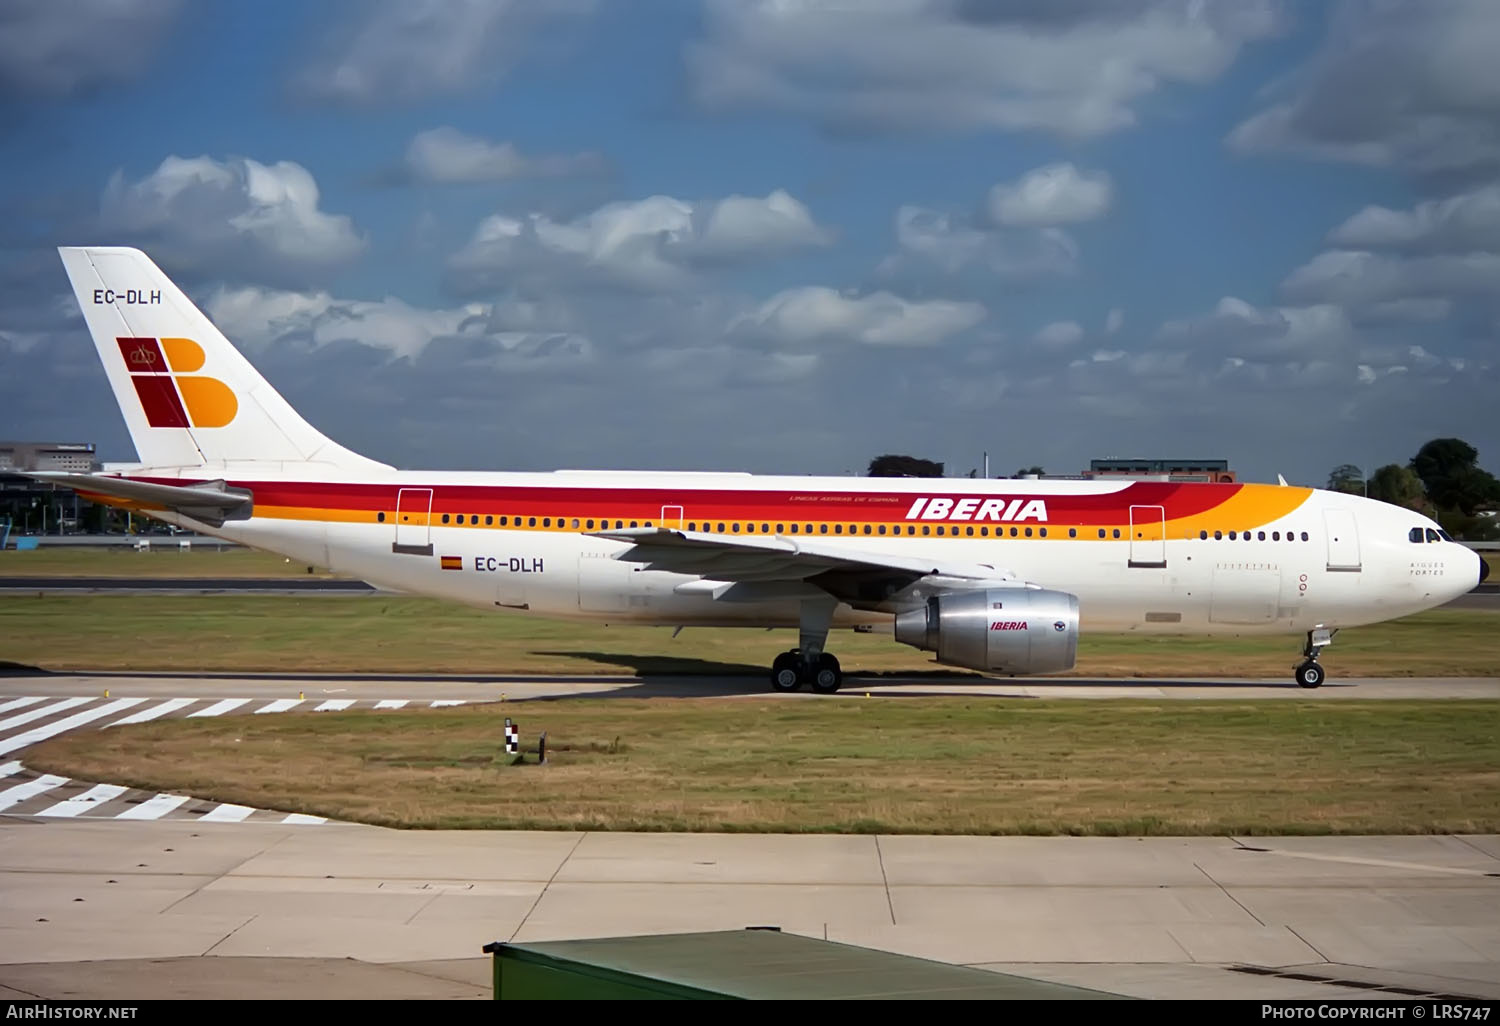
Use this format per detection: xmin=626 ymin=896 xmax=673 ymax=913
xmin=1294 ymin=626 xmax=1336 ymax=688
xmin=768 ymin=597 xmax=843 ymax=694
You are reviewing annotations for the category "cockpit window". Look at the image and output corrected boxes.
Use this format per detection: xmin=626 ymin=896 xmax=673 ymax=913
xmin=1439 ymin=529 xmax=1455 ymax=541
xmin=1409 ymin=527 xmax=1425 ymax=543
xmin=1426 ymin=528 xmax=1442 ymax=542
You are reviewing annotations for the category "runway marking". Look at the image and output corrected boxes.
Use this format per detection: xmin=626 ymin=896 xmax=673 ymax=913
xmin=115 ymin=793 xmax=191 ymax=820
xmin=255 ymin=699 xmax=304 ymax=714
xmin=0 ymin=773 xmax=68 ymax=811
xmin=0 ymin=761 xmax=22 ymax=779
xmin=281 ymin=813 xmax=325 ymax=825
xmin=0 ymin=697 xmax=91 ymax=733
xmin=110 ymin=698 xmax=195 ymax=725
xmin=36 ymin=783 xmax=129 ymax=818
xmin=0 ymin=697 xmax=45 ymax=715
xmin=0 ymin=698 xmax=148 ymax=756
xmin=374 ymin=700 xmax=408 ymax=709
xmin=199 ymin=803 xmax=255 ymax=823
xmin=429 ymin=700 xmax=466 ymax=707
xmin=313 ymin=699 xmax=354 ymax=712
xmin=188 ymin=698 xmax=251 ymax=718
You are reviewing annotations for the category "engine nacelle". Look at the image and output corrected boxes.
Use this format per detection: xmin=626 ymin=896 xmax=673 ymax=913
xmin=893 ymin=588 xmax=1080 ymax=674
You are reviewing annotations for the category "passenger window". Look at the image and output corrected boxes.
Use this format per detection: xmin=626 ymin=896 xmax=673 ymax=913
xmin=1244 ymin=532 xmax=1252 ymax=541
xmin=966 ymin=526 xmax=975 ymax=536
xmin=688 ymin=522 xmax=697 ymax=531
xmin=906 ymin=526 xmax=915 ymax=535
xmin=763 ymin=524 xmax=770 ymax=533
xmin=1039 ymin=528 xmax=1047 ymax=538
xmin=1257 ymin=531 xmax=1265 ymax=540
xmin=878 ymin=525 xmax=887 ymax=535
xmin=820 ymin=524 xmax=829 ymax=534
xmin=500 ymin=516 xmax=509 ymax=526
xmin=1024 ymin=527 xmax=1033 ymax=537
xmin=922 ymin=526 xmax=931 ymax=536
xmin=377 ymin=512 xmax=386 ymax=523
xmin=1228 ymin=531 xmax=1236 ymax=540
xmin=936 ymin=526 xmax=945 ymax=536
xmin=543 ymin=517 xmax=551 ymax=527
xmin=1272 ymin=531 xmax=1279 ymax=540
xmin=1068 ymin=528 xmax=1076 ymax=538
xmin=835 ymin=525 xmax=843 ymax=534
xmin=1213 ymin=531 xmax=1222 ymax=540
xmin=571 ymin=519 xmax=580 ymax=529
xmin=1300 ymin=532 xmax=1308 ymax=541
xmin=441 ymin=513 xmax=451 ymax=524
xmin=864 ymin=525 xmax=872 ymax=535
xmin=585 ymin=519 xmax=594 ymax=529
xmin=733 ymin=523 xmax=741 ymax=533
xmin=486 ymin=515 xmax=493 ymax=526
xmin=1099 ymin=529 xmax=1107 ymax=539
xmin=1113 ymin=529 xmax=1121 ymax=539
xmin=717 ymin=522 xmax=726 ymax=533
xmin=790 ymin=524 xmax=799 ymax=534
xmin=1010 ymin=527 xmax=1019 ymax=537
xmin=529 ymin=517 xmax=537 ymax=527
xmin=1199 ymin=530 xmax=1207 ymax=540
xmin=777 ymin=524 xmax=785 ymax=533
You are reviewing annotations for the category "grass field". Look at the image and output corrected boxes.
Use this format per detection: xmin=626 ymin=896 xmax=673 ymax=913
xmin=0 ymin=547 xmax=345 ymax=578
xmin=0 ymin=593 xmax=1496 ymax=677
xmin=23 ymin=698 xmax=1500 ymax=834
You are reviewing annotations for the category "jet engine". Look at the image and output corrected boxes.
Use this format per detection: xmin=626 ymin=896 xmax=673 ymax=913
xmin=893 ymin=588 xmax=1080 ymax=674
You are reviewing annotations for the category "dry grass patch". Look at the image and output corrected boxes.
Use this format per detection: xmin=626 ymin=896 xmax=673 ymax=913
xmin=25 ymin=699 xmax=1500 ymax=835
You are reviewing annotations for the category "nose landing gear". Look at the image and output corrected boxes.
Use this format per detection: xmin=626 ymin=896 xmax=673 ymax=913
xmin=1294 ymin=626 xmax=1336 ymax=688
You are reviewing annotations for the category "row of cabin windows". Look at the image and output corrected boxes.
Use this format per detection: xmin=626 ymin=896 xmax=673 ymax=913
xmin=372 ymin=512 xmax=1309 ymax=541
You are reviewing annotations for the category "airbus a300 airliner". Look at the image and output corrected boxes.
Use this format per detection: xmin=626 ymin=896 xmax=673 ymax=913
xmin=25 ymin=247 xmax=1488 ymax=693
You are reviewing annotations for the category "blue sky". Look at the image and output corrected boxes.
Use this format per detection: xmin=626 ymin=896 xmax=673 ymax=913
xmin=2 ymin=0 xmax=1497 ymax=486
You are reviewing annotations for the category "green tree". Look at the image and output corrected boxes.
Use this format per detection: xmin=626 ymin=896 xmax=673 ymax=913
xmin=1015 ymin=465 xmax=1045 ymax=477
xmin=867 ymin=454 xmax=944 ymax=477
xmin=1410 ymin=438 xmax=1500 ymax=515
xmin=1326 ymin=464 xmax=1365 ymax=495
xmin=1366 ymin=464 xmax=1427 ymax=511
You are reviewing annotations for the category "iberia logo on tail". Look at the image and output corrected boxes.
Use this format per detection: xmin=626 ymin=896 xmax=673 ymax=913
xmin=117 ymin=337 xmax=237 ymax=428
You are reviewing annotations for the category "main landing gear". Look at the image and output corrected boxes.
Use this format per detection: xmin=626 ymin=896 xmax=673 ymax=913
xmin=1294 ymin=626 xmax=1336 ymax=688
xmin=769 ymin=597 xmax=843 ymax=695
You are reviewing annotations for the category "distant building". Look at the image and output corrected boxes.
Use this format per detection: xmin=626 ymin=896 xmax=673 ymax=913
xmin=0 ymin=441 xmax=100 ymax=536
xmin=1085 ymin=458 xmax=1236 ymax=483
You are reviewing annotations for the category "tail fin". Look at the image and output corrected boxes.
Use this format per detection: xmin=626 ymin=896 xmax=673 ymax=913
xmin=58 ymin=246 xmax=391 ymax=475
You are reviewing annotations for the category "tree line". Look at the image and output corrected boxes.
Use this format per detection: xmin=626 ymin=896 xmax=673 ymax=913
xmin=1326 ymin=438 xmax=1500 ymax=540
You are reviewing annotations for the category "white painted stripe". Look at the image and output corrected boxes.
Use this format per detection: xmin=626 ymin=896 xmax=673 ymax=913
xmin=281 ymin=813 xmax=325 ymax=825
xmin=374 ymin=700 xmax=408 ymax=709
xmin=0 ymin=760 xmax=23 ymax=778
xmin=110 ymin=697 xmax=195 ymax=725
xmin=0 ymin=773 xmax=69 ymax=811
xmin=198 ymin=803 xmax=255 ymax=823
xmin=188 ymin=698 xmax=251 ymax=718
xmin=115 ymin=793 xmax=191 ymax=820
xmin=254 ymin=699 xmax=304 ymax=714
xmin=0 ymin=698 xmax=148 ymax=756
xmin=313 ymin=699 xmax=354 ymax=712
xmin=0 ymin=696 xmax=45 ymax=715
xmin=0 ymin=696 xmax=91 ymax=733
xmin=429 ymin=700 xmax=466 ymax=707
xmin=36 ymin=783 xmax=129 ymax=818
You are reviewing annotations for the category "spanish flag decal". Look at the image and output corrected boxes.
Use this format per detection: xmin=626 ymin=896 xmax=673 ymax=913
xmin=440 ymin=555 xmax=462 ymax=570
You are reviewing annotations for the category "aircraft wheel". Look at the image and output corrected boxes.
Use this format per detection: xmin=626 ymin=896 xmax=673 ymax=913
xmin=810 ymin=653 xmax=842 ymax=694
xmin=771 ymin=652 xmax=802 ymax=692
xmin=1294 ymin=661 xmax=1325 ymax=689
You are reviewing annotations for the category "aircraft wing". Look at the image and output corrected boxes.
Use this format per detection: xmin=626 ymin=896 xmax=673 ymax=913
xmin=22 ymin=472 xmax=253 ymax=528
xmin=589 ymin=526 xmax=1019 ymax=610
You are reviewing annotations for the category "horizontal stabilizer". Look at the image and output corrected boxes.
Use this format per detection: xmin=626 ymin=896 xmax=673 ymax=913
xmin=26 ymin=472 xmax=253 ymax=528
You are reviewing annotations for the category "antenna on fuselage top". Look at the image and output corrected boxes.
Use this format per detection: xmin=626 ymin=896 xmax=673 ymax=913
xmin=1277 ymin=474 xmax=1288 ymax=486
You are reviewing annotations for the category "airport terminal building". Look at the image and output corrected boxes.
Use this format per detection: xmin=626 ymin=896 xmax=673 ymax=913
xmin=0 ymin=441 xmax=100 ymax=536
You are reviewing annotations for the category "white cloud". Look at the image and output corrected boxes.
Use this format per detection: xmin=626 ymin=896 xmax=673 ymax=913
xmin=1327 ymin=184 xmax=1500 ymax=254
xmin=0 ymin=0 xmax=181 ymax=98
xmin=1280 ymin=249 xmax=1500 ymax=308
xmin=297 ymin=0 xmax=594 ymax=105
xmin=1228 ymin=0 xmax=1500 ymax=175
xmin=878 ymin=204 xmax=1079 ymax=280
xmin=987 ymin=163 xmax=1114 ymax=226
xmin=735 ymin=287 xmax=985 ymax=347
xmin=205 ymin=285 xmax=591 ymax=366
xmin=1158 ymin=295 xmax=1353 ymax=359
xmin=98 ymin=156 xmax=366 ymax=287
xmin=448 ymin=190 xmax=832 ymax=293
xmin=1034 ymin=320 xmax=1085 ymax=348
xmin=1105 ymin=308 xmax=1125 ymax=334
xmin=402 ymin=127 xmax=606 ymax=184
xmin=687 ymin=0 xmax=1282 ymax=139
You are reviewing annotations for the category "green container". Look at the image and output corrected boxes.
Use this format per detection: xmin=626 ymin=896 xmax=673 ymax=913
xmin=483 ymin=928 xmax=1130 ymax=1000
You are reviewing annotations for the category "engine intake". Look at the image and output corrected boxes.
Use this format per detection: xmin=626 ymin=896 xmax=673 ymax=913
xmin=894 ymin=588 xmax=1079 ymax=674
